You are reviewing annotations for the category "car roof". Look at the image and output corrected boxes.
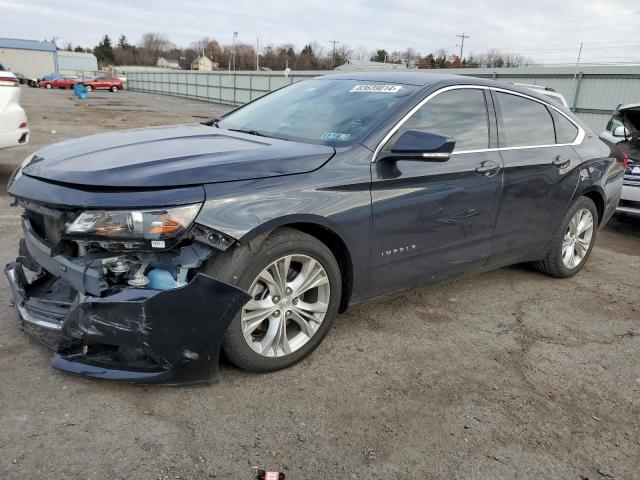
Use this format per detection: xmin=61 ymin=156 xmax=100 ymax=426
xmin=320 ymin=71 xmax=463 ymax=86
xmin=317 ymin=71 xmax=561 ymax=105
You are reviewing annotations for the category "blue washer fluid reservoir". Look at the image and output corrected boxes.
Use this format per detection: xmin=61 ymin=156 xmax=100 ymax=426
xmin=147 ymin=269 xmax=186 ymax=290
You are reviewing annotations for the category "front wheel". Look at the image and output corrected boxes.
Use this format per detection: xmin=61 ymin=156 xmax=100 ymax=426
xmin=534 ymin=196 xmax=598 ymax=277
xmin=85 ymin=85 xmax=92 ymax=92
xmin=203 ymin=228 xmax=342 ymax=372
xmin=110 ymin=85 xmax=119 ymax=92
xmin=45 ymin=83 xmax=52 ymax=89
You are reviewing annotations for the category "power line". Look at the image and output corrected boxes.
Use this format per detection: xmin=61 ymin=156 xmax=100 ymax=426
xmin=487 ymin=10 xmax=640 ymax=29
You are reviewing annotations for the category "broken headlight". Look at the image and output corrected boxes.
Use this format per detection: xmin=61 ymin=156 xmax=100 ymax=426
xmin=64 ymin=204 xmax=201 ymax=240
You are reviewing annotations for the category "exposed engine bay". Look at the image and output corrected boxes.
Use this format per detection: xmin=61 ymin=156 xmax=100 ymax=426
xmin=6 ymin=199 xmax=250 ymax=384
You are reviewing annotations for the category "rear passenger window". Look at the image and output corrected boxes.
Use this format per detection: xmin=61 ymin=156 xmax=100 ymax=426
xmin=389 ymin=89 xmax=490 ymax=151
xmin=496 ymin=92 xmax=555 ymax=147
xmin=554 ymin=113 xmax=579 ymax=144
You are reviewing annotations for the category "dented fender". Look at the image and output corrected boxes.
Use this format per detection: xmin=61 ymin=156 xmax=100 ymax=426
xmin=6 ymin=259 xmax=250 ymax=385
xmin=55 ymin=274 xmax=250 ymax=384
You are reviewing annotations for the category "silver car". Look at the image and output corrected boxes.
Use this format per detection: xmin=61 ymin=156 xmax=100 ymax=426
xmin=600 ymin=104 xmax=640 ymax=216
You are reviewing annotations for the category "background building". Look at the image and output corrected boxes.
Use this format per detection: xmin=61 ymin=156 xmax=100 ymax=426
xmin=0 ymin=38 xmax=57 ymax=78
xmin=191 ymin=55 xmax=216 ymax=71
xmin=157 ymin=57 xmax=181 ymax=69
xmin=335 ymin=59 xmax=409 ymax=71
xmin=57 ymin=50 xmax=98 ymax=75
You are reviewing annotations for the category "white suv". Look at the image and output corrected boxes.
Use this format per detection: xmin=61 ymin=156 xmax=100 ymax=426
xmin=0 ymin=71 xmax=29 ymax=150
xmin=515 ymin=83 xmax=569 ymax=109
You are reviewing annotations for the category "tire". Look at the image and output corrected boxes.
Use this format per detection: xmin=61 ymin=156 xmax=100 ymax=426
xmin=85 ymin=85 xmax=92 ymax=92
xmin=110 ymin=85 xmax=119 ymax=92
xmin=45 ymin=83 xmax=52 ymax=89
xmin=533 ymin=196 xmax=599 ymax=278
xmin=202 ymin=228 xmax=342 ymax=372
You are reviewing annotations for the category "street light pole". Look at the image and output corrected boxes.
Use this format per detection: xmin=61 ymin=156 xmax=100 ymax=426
xmin=232 ymin=31 xmax=238 ymax=71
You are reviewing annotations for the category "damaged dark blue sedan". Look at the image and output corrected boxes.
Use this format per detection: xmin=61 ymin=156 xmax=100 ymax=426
xmin=6 ymin=73 xmax=624 ymax=384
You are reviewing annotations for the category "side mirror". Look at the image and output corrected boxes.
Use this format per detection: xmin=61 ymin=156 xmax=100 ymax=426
xmin=383 ymin=130 xmax=456 ymax=161
xmin=613 ymin=125 xmax=629 ymax=138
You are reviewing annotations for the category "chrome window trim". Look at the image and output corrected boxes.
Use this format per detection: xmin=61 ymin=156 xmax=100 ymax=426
xmin=371 ymin=84 xmax=586 ymax=162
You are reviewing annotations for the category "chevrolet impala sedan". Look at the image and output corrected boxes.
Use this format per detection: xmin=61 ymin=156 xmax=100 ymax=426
xmin=6 ymin=73 xmax=624 ymax=384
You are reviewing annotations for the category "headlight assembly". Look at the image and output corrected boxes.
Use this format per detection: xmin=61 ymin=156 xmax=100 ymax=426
xmin=7 ymin=153 xmax=35 ymax=187
xmin=64 ymin=204 xmax=201 ymax=240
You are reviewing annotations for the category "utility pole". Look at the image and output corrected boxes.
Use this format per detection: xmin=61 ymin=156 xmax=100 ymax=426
xmin=570 ymin=41 xmax=584 ymax=112
xmin=329 ymin=39 xmax=340 ymax=67
xmin=456 ymin=33 xmax=470 ymax=66
xmin=256 ymin=37 xmax=260 ymax=71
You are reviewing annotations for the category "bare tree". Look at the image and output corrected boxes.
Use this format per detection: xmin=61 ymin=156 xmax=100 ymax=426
xmin=400 ymin=47 xmax=419 ymax=68
xmin=138 ymin=32 xmax=174 ymax=65
xmin=351 ymin=45 xmax=371 ymax=62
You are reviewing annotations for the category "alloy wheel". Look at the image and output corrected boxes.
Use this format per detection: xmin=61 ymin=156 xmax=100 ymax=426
xmin=241 ymin=254 xmax=330 ymax=357
xmin=562 ymin=208 xmax=594 ymax=269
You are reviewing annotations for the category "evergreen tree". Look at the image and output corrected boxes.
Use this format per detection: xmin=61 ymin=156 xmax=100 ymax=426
xmin=94 ymin=35 xmax=115 ymax=64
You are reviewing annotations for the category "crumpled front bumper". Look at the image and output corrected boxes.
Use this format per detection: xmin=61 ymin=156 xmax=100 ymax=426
xmin=6 ymin=259 xmax=250 ymax=385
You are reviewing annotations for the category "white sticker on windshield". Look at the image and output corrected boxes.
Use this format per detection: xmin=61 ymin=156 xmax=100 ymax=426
xmin=350 ymin=84 xmax=402 ymax=93
xmin=321 ymin=132 xmax=351 ymax=141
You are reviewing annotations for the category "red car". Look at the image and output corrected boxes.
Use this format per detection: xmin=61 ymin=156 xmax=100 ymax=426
xmin=82 ymin=77 xmax=124 ymax=92
xmin=39 ymin=77 xmax=79 ymax=89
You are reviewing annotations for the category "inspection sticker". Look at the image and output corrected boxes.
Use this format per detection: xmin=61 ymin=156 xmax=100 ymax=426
xmin=350 ymin=84 xmax=402 ymax=93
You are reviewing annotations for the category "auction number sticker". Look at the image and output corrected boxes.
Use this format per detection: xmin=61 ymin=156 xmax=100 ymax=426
xmin=321 ymin=132 xmax=351 ymax=141
xmin=350 ymin=84 xmax=402 ymax=93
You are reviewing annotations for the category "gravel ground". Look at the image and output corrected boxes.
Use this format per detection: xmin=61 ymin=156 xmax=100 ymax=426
xmin=0 ymin=87 xmax=639 ymax=480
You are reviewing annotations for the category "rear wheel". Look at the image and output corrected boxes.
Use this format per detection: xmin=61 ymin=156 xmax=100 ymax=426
xmin=203 ymin=228 xmax=342 ymax=372
xmin=85 ymin=85 xmax=92 ymax=92
xmin=534 ymin=196 xmax=598 ymax=277
xmin=45 ymin=83 xmax=52 ymax=89
xmin=110 ymin=85 xmax=119 ymax=92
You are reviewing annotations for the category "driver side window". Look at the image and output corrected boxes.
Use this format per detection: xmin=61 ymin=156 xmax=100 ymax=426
xmin=386 ymin=88 xmax=490 ymax=152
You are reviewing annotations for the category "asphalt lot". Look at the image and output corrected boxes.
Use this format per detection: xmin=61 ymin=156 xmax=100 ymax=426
xmin=0 ymin=87 xmax=639 ymax=480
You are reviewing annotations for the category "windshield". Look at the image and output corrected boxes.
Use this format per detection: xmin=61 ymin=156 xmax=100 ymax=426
xmin=217 ymin=78 xmax=420 ymax=145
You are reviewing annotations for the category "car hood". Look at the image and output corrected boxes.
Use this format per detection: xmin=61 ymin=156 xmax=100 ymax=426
xmin=22 ymin=124 xmax=335 ymax=188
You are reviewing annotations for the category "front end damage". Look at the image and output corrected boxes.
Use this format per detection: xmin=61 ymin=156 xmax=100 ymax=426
xmin=5 ymin=200 xmax=250 ymax=385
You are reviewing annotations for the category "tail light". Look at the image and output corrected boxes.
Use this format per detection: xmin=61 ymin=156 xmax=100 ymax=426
xmin=622 ymin=153 xmax=628 ymax=170
xmin=19 ymin=122 xmax=27 ymax=129
xmin=0 ymin=76 xmax=19 ymax=86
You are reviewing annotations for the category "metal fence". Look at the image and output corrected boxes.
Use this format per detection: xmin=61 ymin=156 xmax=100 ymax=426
xmin=126 ymin=70 xmax=317 ymax=106
xmin=126 ymin=66 xmax=640 ymax=132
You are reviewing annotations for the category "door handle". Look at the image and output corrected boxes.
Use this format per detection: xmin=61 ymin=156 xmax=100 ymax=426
xmin=552 ymin=156 xmax=570 ymax=168
xmin=475 ymin=160 xmax=500 ymax=176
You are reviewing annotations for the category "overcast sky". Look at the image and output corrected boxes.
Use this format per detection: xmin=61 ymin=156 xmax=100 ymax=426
xmin=2 ymin=0 xmax=640 ymax=64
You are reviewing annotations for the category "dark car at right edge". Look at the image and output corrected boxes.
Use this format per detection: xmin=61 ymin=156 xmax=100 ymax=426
xmin=5 ymin=73 xmax=624 ymax=384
